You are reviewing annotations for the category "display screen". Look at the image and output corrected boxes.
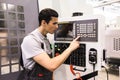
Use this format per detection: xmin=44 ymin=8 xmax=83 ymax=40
xmin=54 ymin=19 xmax=98 ymax=42
xmin=54 ymin=22 xmax=74 ymax=41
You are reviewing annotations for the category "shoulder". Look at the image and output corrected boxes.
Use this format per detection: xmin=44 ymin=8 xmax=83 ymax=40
xmin=22 ymin=34 xmax=40 ymax=47
xmin=23 ymin=34 xmax=35 ymax=43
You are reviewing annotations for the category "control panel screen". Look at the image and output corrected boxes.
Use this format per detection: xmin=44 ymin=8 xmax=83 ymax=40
xmin=54 ymin=22 xmax=74 ymax=41
xmin=54 ymin=19 xmax=98 ymax=42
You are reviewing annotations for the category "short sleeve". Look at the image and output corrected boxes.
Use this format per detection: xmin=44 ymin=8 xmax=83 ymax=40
xmin=21 ymin=35 xmax=45 ymax=59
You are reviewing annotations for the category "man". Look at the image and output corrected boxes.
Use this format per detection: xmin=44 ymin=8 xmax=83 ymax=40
xmin=21 ymin=8 xmax=80 ymax=80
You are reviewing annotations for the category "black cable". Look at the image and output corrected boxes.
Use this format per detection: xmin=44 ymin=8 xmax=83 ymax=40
xmin=101 ymin=65 xmax=109 ymax=80
xmin=93 ymin=64 xmax=95 ymax=80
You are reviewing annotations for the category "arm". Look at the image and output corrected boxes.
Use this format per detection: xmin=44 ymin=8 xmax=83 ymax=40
xmin=33 ymin=36 xmax=80 ymax=72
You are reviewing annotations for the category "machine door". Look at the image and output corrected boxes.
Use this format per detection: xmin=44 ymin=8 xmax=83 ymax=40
xmin=0 ymin=0 xmax=39 ymax=80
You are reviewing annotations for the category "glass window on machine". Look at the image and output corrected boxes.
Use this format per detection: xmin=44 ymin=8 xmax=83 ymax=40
xmin=0 ymin=3 xmax=7 ymax=11
xmin=0 ymin=20 xmax=6 ymax=28
xmin=0 ymin=11 xmax=5 ymax=19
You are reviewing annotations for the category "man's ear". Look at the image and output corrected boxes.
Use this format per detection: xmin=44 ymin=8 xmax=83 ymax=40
xmin=41 ymin=20 xmax=46 ymax=25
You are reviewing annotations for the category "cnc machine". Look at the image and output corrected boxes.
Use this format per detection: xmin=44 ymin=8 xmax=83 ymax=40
xmin=51 ymin=15 xmax=105 ymax=80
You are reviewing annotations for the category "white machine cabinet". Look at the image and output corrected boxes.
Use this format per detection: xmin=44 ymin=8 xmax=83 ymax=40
xmin=51 ymin=15 xmax=105 ymax=80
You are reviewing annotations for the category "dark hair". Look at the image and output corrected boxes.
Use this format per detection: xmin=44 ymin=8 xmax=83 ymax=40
xmin=38 ymin=8 xmax=59 ymax=26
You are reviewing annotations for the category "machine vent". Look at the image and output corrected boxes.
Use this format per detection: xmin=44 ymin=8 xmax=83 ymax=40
xmin=113 ymin=38 xmax=120 ymax=51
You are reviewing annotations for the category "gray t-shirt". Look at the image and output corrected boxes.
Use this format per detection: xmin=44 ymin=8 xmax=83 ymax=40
xmin=21 ymin=28 xmax=52 ymax=69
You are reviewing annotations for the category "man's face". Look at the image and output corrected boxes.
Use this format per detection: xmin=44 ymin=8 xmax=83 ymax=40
xmin=45 ymin=17 xmax=58 ymax=34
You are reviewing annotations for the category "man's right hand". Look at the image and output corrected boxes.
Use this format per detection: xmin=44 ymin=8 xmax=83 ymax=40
xmin=68 ymin=36 xmax=80 ymax=52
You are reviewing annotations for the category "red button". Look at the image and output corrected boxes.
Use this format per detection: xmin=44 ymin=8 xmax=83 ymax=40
xmin=55 ymin=53 xmax=60 ymax=56
xmin=38 ymin=73 xmax=43 ymax=77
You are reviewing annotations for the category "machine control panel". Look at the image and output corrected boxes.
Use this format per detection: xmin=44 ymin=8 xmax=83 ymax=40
xmin=74 ymin=19 xmax=98 ymax=42
xmin=54 ymin=43 xmax=86 ymax=67
xmin=54 ymin=19 xmax=98 ymax=42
